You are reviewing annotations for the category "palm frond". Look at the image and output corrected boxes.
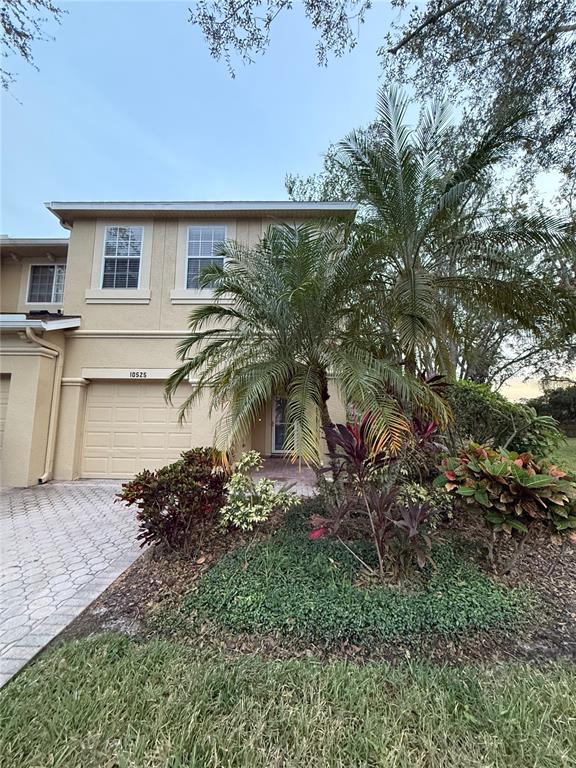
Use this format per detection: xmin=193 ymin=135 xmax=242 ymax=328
xmin=283 ymin=366 xmax=324 ymax=464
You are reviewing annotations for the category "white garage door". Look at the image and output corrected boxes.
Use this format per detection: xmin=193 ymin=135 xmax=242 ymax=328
xmin=0 ymin=374 xmax=10 ymax=456
xmin=81 ymin=381 xmax=214 ymax=478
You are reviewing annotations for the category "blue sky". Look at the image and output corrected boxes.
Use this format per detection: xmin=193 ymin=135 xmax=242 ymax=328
xmin=1 ymin=1 xmax=394 ymax=237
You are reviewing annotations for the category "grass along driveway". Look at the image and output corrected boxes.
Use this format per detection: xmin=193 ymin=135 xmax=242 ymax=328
xmin=0 ymin=634 xmax=574 ymax=768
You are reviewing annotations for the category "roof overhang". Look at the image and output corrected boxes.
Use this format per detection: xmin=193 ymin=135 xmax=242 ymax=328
xmin=0 ymin=314 xmax=81 ymax=331
xmin=0 ymin=238 xmax=69 ymax=260
xmin=0 ymin=238 xmax=69 ymax=248
xmin=45 ymin=200 xmax=358 ymax=227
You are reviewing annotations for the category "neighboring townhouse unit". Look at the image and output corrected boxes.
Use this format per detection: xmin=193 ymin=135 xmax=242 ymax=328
xmin=0 ymin=201 xmax=356 ymax=487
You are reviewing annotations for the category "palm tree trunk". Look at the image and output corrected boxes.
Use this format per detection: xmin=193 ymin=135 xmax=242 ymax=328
xmin=404 ymin=349 xmax=417 ymax=376
xmin=319 ymin=370 xmax=339 ymax=478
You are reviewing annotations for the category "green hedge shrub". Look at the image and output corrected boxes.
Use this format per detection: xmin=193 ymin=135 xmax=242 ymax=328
xmin=527 ymin=384 xmax=576 ymax=432
xmin=447 ymin=380 xmax=563 ymax=456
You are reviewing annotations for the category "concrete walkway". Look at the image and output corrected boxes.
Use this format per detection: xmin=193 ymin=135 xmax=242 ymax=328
xmin=0 ymin=482 xmax=140 ymax=688
xmin=254 ymin=457 xmax=317 ymax=496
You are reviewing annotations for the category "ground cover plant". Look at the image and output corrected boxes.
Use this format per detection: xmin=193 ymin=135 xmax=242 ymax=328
xmin=181 ymin=502 xmax=528 ymax=646
xmin=1 ymin=634 xmax=574 ymax=768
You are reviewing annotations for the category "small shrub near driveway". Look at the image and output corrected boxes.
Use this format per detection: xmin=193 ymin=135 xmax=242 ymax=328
xmin=220 ymin=450 xmax=299 ymax=531
xmin=117 ymin=448 xmax=228 ymax=551
xmin=183 ymin=503 xmax=528 ymax=645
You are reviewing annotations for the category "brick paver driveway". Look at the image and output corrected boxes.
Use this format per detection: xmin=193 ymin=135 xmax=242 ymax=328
xmin=0 ymin=481 xmax=140 ymax=687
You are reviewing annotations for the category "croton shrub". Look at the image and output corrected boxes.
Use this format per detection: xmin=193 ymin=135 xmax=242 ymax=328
xmin=435 ymin=442 xmax=576 ymax=538
xmin=117 ymin=448 xmax=228 ymax=551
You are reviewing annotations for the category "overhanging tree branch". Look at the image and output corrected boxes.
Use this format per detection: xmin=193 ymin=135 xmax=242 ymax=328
xmin=387 ymin=0 xmax=471 ymax=55
xmin=534 ymin=23 xmax=576 ymax=48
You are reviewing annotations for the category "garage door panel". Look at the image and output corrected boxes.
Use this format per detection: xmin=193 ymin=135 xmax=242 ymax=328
xmin=142 ymin=407 xmax=168 ymax=424
xmin=84 ymin=432 xmax=111 ymax=448
xmin=81 ymin=381 xmax=214 ymax=478
xmin=87 ymin=405 xmax=114 ymax=422
xmin=115 ymin=407 xmax=140 ymax=422
xmin=109 ymin=457 xmax=138 ymax=475
xmin=140 ymin=432 xmax=167 ymax=449
xmin=168 ymin=433 xmax=192 ymax=449
xmin=113 ymin=432 xmax=140 ymax=448
xmin=82 ymin=457 xmax=109 ymax=475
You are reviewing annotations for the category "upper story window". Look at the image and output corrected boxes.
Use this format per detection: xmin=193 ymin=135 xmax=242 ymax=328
xmin=102 ymin=226 xmax=143 ymax=289
xmin=28 ymin=264 xmax=66 ymax=304
xmin=186 ymin=226 xmax=225 ymax=289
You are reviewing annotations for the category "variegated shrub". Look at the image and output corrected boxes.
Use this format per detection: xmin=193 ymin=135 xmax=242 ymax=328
xmin=435 ymin=442 xmax=576 ymax=537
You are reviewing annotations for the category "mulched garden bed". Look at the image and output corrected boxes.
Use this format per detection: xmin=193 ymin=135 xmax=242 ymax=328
xmin=59 ymin=507 xmax=576 ymax=665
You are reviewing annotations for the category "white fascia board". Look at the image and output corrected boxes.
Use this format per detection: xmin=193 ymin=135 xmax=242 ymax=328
xmin=0 ymin=315 xmax=81 ymax=331
xmin=45 ymin=201 xmax=358 ymax=215
xmin=0 ymin=238 xmax=69 ymax=247
xmin=40 ymin=317 xmax=82 ymax=330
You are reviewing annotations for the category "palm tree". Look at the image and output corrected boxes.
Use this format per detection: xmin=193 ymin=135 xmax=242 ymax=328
xmin=165 ymin=223 xmax=448 ymax=465
xmin=338 ymin=87 xmax=575 ymax=375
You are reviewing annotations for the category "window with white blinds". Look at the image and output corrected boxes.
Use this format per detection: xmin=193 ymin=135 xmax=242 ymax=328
xmin=102 ymin=226 xmax=143 ymax=289
xmin=186 ymin=226 xmax=225 ymax=289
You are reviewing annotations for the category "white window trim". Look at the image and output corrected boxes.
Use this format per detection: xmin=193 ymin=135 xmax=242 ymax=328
xmin=170 ymin=219 xmax=236 ymax=304
xmin=99 ymin=225 xmax=143 ymax=291
xmin=86 ymin=220 xmax=153 ymax=304
xmin=25 ymin=263 xmax=66 ymax=306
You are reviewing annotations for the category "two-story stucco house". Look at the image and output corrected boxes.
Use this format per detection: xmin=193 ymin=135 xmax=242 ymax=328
xmin=0 ymin=201 xmax=356 ymax=487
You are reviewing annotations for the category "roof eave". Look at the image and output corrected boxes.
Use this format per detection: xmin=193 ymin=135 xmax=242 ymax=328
xmin=45 ymin=200 xmax=358 ymax=226
xmin=0 ymin=315 xmax=81 ymax=331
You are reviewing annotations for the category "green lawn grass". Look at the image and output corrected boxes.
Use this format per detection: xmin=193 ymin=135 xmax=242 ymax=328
xmin=553 ymin=436 xmax=576 ymax=473
xmin=1 ymin=635 xmax=574 ymax=768
xmin=181 ymin=505 xmax=528 ymax=644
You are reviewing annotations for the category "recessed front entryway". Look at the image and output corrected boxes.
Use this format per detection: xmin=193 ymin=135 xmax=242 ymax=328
xmin=81 ymin=381 xmax=210 ymax=478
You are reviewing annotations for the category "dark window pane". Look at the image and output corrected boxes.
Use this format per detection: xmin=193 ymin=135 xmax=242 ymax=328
xmin=102 ymin=257 xmax=140 ymax=288
xmin=28 ymin=265 xmax=56 ymax=302
xmin=186 ymin=256 xmax=223 ymax=289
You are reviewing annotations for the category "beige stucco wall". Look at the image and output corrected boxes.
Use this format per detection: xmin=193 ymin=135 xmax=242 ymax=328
xmin=61 ymin=217 xmax=270 ymax=332
xmin=1 ymin=214 xmax=348 ymax=485
xmin=0 ymin=333 xmax=58 ymax=486
xmin=0 ymin=260 xmax=22 ymax=312
xmin=53 ymin=378 xmax=88 ymax=481
xmin=45 ymin=215 xmax=295 ymax=478
xmin=0 ymin=254 xmax=67 ymax=314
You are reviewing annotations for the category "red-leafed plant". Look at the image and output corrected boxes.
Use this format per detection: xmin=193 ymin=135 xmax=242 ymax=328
xmin=321 ymin=412 xmax=435 ymax=581
xmin=117 ymin=448 xmax=228 ymax=551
